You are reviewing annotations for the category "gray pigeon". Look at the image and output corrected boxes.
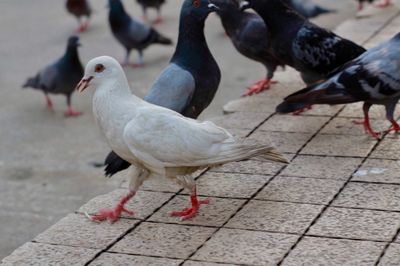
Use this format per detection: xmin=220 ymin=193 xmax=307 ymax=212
xmin=215 ymin=0 xmax=285 ymax=96
xmin=277 ymin=33 xmax=400 ymax=139
xmin=66 ymin=0 xmax=92 ymax=32
xmin=108 ymin=0 xmax=172 ymax=67
xmin=286 ymin=0 xmax=334 ymax=18
xmin=23 ymin=36 xmax=84 ymax=117
xmin=100 ymin=0 xmax=221 ymax=178
xmin=136 ymin=0 xmax=166 ymax=24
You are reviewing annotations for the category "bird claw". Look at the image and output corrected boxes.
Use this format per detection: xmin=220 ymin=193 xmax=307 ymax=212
xmin=64 ymin=108 xmax=82 ymax=117
xmin=86 ymin=206 xmax=135 ymax=224
xmin=243 ymin=79 xmax=277 ymax=97
xmin=170 ymin=199 xmax=209 ymax=221
xmin=152 ymin=17 xmax=163 ymax=25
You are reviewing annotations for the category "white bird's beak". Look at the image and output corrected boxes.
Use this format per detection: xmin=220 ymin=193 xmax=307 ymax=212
xmin=76 ymin=76 xmax=93 ymax=93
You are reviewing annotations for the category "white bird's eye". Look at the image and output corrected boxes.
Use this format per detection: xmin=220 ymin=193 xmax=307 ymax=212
xmin=95 ymin=64 xmax=105 ymax=73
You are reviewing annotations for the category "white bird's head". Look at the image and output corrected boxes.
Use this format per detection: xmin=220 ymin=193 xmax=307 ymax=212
xmin=76 ymin=56 xmax=125 ymax=93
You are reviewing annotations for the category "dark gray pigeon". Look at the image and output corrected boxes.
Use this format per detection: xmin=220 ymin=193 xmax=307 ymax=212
xmin=215 ymin=0 xmax=285 ymax=96
xmin=136 ymin=0 xmax=166 ymax=24
xmin=277 ymin=33 xmax=400 ymax=139
xmin=66 ymin=0 xmax=92 ymax=32
xmin=23 ymin=36 xmax=84 ymax=117
xmin=108 ymin=0 xmax=172 ymax=67
xmin=101 ymin=0 xmax=221 ymax=177
xmin=285 ymin=0 xmax=334 ymax=18
xmin=241 ymin=0 xmax=366 ymax=86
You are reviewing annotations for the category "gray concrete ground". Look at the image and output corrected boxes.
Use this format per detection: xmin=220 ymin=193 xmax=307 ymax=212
xmin=0 ymin=0 xmax=357 ymax=260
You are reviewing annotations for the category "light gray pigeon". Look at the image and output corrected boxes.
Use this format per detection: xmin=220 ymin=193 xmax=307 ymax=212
xmin=77 ymin=56 xmax=287 ymax=223
xmin=23 ymin=36 xmax=83 ymax=117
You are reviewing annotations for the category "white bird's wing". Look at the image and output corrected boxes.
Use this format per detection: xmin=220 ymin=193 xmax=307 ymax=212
xmin=122 ymin=105 xmax=236 ymax=168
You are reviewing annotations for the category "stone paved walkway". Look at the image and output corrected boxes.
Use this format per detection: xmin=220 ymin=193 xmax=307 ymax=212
xmin=3 ymin=6 xmax=400 ymax=266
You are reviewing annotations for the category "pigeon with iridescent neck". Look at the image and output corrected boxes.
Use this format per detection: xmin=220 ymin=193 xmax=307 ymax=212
xmin=77 ymin=56 xmax=287 ymax=223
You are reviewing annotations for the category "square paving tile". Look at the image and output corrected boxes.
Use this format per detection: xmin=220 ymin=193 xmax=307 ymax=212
xmin=0 ymin=242 xmax=98 ymax=266
xmin=281 ymin=155 xmax=362 ymax=179
xmin=333 ymin=182 xmax=400 ymax=211
xmin=183 ymin=261 xmax=239 ymax=266
xmin=308 ymin=207 xmax=400 ymax=241
xmin=78 ymin=189 xmax=173 ymax=219
xmin=281 ymin=236 xmax=384 ymax=266
xmin=226 ymin=200 xmax=323 ymax=234
xmin=370 ymin=138 xmax=400 ymax=160
xmin=192 ymin=228 xmax=299 ymax=266
xmin=149 ymin=196 xmax=245 ymax=227
xmin=209 ymin=112 xmax=268 ymax=130
xmin=210 ymin=159 xmax=285 ymax=176
xmin=300 ymin=134 xmax=376 ymax=157
xmin=352 ymin=159 xmax=400 ymax=184
xmin=259 ymin=115 xmax=329 ymax=133
xmin=90 ymin=252 xmax=182 ymax=266
xmin=191 ymin=172 xmax=272 ymax=198
xmin=378 ymin=243 xmax=400 ymax=266
xmin=256 ymin=176 xmax=345 ymax=204
xmin=110 ymin=222 xmax=216 ymax=259
xmin=34 ymin=213 xmax=137 ymax=249
xmin=250 ymin=131 xmax=312 ymax=154
xmin=321 ymin=117 xmax=388 ymax=136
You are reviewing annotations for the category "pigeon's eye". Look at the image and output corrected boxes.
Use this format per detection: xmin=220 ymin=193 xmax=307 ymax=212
xmin=193 ymin=0 xmax=200 ymax=8
xmin=95 ymin=64 xmax=105 ymax=73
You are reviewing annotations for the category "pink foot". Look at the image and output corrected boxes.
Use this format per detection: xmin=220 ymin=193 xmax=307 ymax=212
xmin=243 ymin=79 xmax=277 ymax=97
xmin=292 ymin=105 xmax=313 ymax=115
xmin=376 ymin=0 xmax=391 ymax=8
xmin=64 ymin=107 xmax=82 ymax=117
xmin=87 ymin=192 xmax=135 ymax=224
xmin=170 ymin=190 xmax=209 ymax=221
xmin=153 ymin=17 xmax=163 ymax=25
xmin=45 ymin=96 xmax=54 ymax=112
xmin=352 ymin=119 xmax=380 ymax=139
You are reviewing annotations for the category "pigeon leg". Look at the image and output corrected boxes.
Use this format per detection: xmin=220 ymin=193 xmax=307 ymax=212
xmin=64 ymin=95 xmax=82 ymax=117
xmin=142 ymin=7 xmax=148 ymax=23
xmin=88 ymin=191 xmax=136 ymax=223
xmin=87 ymin=167 xmax=148 ymax=223
xmin=292 ymin=105 xmax=313 ymax=115
xmin=376 ymin=0 xmax=391 ymax=8
xmin=353 ymin=102 xmax=380 ymax=139
xmin=44 ymin=94 xmax=53 ymax=111
xmin=358 ymin=2 xmax=364 ymax=10
xmin=135 ymin=51 xmax=144 ymax=67
xmin=120 ymin=50 xmax=131 ymax=67
xmin=153 ymin=8 xmax=163 ymax=24
xmin=383 ymin=102 xmax=400 ymax=134
xmin=76 ymin=17 xmax=86 ymax=33
xmin=243 ymin=79 xmax=277 ymax=97
xmin=170 ymin=186 xmax=209 ymax=221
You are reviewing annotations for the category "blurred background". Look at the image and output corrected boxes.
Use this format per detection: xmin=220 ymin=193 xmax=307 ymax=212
xmin=0 ymin=0 xmax=360 ymax=259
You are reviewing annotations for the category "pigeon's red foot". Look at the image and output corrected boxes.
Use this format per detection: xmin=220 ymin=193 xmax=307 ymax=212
xmin=384 ymin=119 xmax=400 ymax=134
xmin=292 ymin=105 xmax=313 ymax=115
xmin=170 ymin=193 xmax=209 ymax=221
xmin=153 ymin=17 xmax=163 ymax=25
xmin=243 ymin=79 xmax=277 ymax=97
xmin=376 ymin=0 xmax=391 ymax=8
xmin=352 ymin=119 xmax=380 ymax=139
xmin=45 ymin=96 xmax=54 ymax=111
xmin=76 ymin=24 xmax=86 ymax=33
xmin=64 ymin=107 xmax=82 ymax=117
xmin=87 ymin=192 xmax=135 ymax=224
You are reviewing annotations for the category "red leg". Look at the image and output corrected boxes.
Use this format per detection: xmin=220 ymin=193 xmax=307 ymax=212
xmin=153 ymin=16 xmax=163 ymax=25
xmin=64 ymin=106 xmax=82 ymax=117
xmin=87 ymin=191 xmax=135 ymax=223
xmin=353 ymin=103 xmax=380 ymax=139
xmin=292 ymin=105 xmax=313 ymax=115
xmin=376 ymin=0 xmax=391 ymax=8
xmin=45 ymin=95 xmax=53 ymax=111
xmin=384 ymin=119 xmax=400 ymax=134
xmin=243 ymin=79 xmax=277 ymax=97
xmin=170 ymin=187 xmax=209 ymax=221
xmin=358 ymin=2 xmax=364 ymax=10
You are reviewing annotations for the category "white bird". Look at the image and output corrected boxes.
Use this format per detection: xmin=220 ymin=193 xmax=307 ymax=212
xmin=77 ymin=56 xmax=287 ymax=223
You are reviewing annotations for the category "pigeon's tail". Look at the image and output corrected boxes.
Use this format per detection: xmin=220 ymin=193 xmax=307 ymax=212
xmin=276 ymin=81 xmax=356 ymax=114
xmin=149 ymin=29 xmax=173 ymax=45
xmin=103 ymin=151 xmax=131 ymax=177
xmin=22 ymin=75 xmax=40 ymax=89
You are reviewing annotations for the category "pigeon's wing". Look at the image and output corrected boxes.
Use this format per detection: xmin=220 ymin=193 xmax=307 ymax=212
xmin=122 ymin=106 xmax=236 ymax=167
xmin=236 ymin=17 xmax=269 ymax=54
xmin=144 ymin=63 xmax=195 ymax=113
xmin=127 ymin=17 xmax=151 ymax=43
xmin=38 ymin=63 xmax=59 ymax=91
xmin=292 ymin=24 xmax=366 ymax=74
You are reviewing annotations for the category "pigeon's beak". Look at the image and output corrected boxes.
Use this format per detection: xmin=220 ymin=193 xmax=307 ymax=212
xmin=240 ymin=0 xmax=250 ymax=11
xmin=76 ymin=76 xmax=93 ymax=93
xmin=208 ymin=3 xmax=220 ymax=11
